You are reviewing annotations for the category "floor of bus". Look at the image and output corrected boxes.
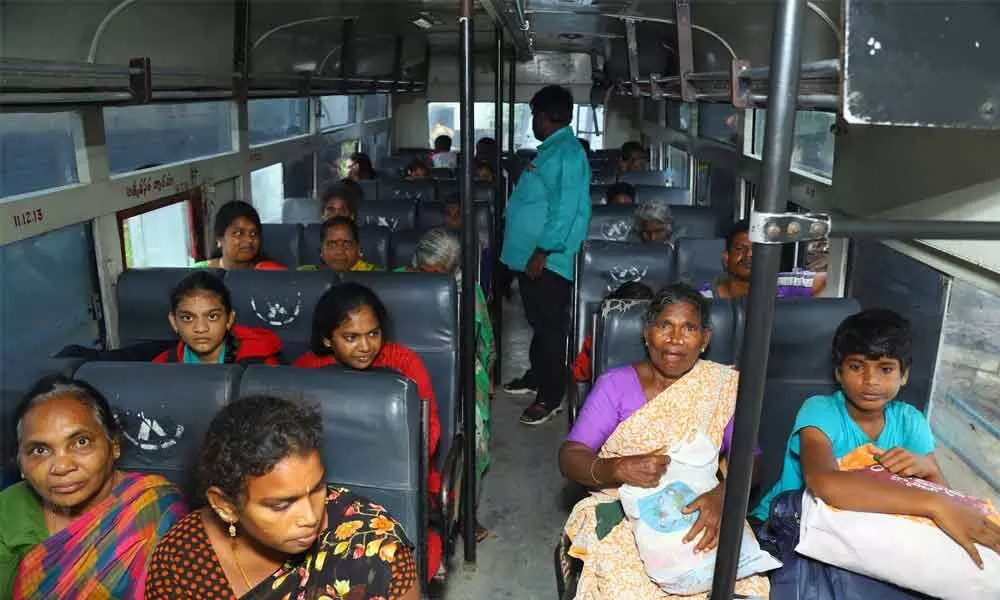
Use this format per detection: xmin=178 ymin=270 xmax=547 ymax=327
xmin=433 ymin=292 xmax=572 ymax=599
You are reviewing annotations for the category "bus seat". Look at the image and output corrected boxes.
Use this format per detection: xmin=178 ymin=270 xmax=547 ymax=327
xmin=617 ymin=170 xmax=674 ymax=187
xmin=281 ymin=197 xmax=322 ymax=224
xmin=430 ymin=168 xmax=454 ymax=179
xmin=671 ymin=206 xmax=720 ymax=239
xmin=574 ymin=240 xmax=676 ymax=362
xmin=587 ymin=204 xmax=636 ymax=241
xmin=592 ymin=297 xmax=738 ymax=382
xmin=379 ymin=155 xmax=411 ymax=178
xmin=755 ymin=298 xmax=862 ymax=499
xmin=377 ymin=179 xmax=436 ymax=204
xmin=261 ymin=224 xmax=303 ymax=268
xmin=357 ymin=179 xmax=378 ymax=202
xmin=238 ymin=365 xmax=426 ymax=572
xmin=117 ymin=268 xmax=215 ymax=346
xmin=389 ymin=229 xmax=423 ymax=269
xmin=300 ymin=224 xmax=391 ymax=270
xmin=224 ymin=270 xmax=335 ymax=361
xmin=590 ymin=184 xmax=610 ymax=205
xmin=357 ymin=200 xmax=417 ymax=232
xmin=634 ymin=185 xmax=691 ymax=206
xmin=473 ymin=183 xmax=495 ymax=207
xmin=435 ymin=179 xmax=458 ymax=202
xmin=74 ymin=362 xmax=240 ymax=495
xmin=675 ymin=238 xmax=726 ymax=287
xmin=341 ymin=272 xmax=458 ymax=474
xmin=417 ymin=201 xmax=493 ymax=246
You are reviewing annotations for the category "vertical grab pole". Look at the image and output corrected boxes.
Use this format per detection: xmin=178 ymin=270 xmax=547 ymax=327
xmin=492 ymin=26 xmax=505 ymax=384
xmin=506 ymin=50 xmax=516 ymax=192
xmin=708 ymin=0 xmax=807 ymax=598
xmin=458 ymin=0 xmax=478 ymax=565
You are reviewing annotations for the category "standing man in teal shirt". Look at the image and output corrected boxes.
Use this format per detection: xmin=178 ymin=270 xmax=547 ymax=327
xmin=501 ymin=85 xmax=592 ymax=425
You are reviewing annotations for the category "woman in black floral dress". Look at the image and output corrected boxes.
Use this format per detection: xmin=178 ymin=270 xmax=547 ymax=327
xmin=145 ymin=395 xmax=419 ymax=600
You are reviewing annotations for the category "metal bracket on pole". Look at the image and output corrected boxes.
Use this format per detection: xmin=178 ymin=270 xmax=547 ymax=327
xmin=675 ymin=0 xmax=696 ymax=102
xmin=128 ymin=57 xmax=152 ymax=102
xmin=730 ymin=59 xmax=751 ymax=108
xmin=748 ymin=211 xmax=831 ymax=244
xmin=624 ymin=18 xmax=640 ymax=98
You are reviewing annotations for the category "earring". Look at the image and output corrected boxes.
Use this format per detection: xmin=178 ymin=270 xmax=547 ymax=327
xmin=229 ymin=522 xmax=237 ymax=538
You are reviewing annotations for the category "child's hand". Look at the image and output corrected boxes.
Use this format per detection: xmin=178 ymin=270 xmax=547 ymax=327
xmin=875 ymin=447 xmax=939 ymax=480
xmin=930 ymin=496 xmax=1000 ymax=569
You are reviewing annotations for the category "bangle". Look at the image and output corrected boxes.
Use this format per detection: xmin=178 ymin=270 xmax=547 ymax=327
xmin=590 ymin=457 xmax=604 ymax=486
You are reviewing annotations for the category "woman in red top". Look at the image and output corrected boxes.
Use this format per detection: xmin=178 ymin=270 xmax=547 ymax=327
xmin=194 ymin=201 xmax=285 ymax=270
xmin=293 ymin=282 xmax=444 ymax=580
xmin=153 ymin=271 xmax=283 ymax=365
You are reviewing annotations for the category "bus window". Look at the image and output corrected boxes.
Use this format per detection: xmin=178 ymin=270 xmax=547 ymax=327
xmin=361 ymin=94 xmax=390 ymax=122
xmin=320 ymin=95 xmax=357 ymax=130
xmin=248 ymin=98 xmax=309 ymax=146
xmin=428 ymin=101 xmax=604 ymax=151
xmin=0 ymin=112 xmax=80 ymax=197
xmin=120 ymin=198 xmax=196 ymax=267
xmin=751 ymin=109 xmax=836 ymax=181
xmin=698 ymin=103 xmax=740 ymax=146
xmin=104 ymin=102 xmax=232 ymax=174
xmin=251 ymin=163 xmax=285 ymax=224
xmin=932 ymin=278 xmax=1000 ymax=505
xmin=364 ymin=131 xmax=391 ymax=169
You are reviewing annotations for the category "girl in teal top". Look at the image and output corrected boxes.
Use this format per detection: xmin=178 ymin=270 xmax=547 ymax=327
xmin=753 ymin=309 xmax=1000 ymax=568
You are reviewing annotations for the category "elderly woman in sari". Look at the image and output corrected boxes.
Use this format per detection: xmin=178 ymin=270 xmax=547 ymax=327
xmin=0 ymin=375 xmax=186 ymax=599
xmin=559 ymin=284 xmax=767 ymax=599
xmin=145 ymin=395 xmax=420 ymax=599
xmin=635 ymin=199 xmax=675 ymax=245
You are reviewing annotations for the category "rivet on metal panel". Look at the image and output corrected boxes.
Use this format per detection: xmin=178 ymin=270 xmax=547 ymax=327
xmin=980 ymin=100 xmax=997 ymax=121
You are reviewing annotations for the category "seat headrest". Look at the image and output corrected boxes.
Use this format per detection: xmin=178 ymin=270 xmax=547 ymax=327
xmin=634 ymin=185 xmax=691 ymax=206
xmin=299 ymin=224 xmax=391 ymax=270
xmin=357 ymin=179 xmax=378 ymax=202
xmin=356 ymin=201 xmax=417 ymax=232
xmin=224 ymin=270 xmax=335 ymax=359
xmin=117 ymin=268 xmax=220 ymax=345
xmin=587 ymin=205 xmax=637 ymax=241
xmin=75 ymin=362 xmax=240 ymax=493
xmin=261 ymin=224 xmax=302 ymax=268
xmin=675 ymin=238 xmax=726 ymax=287
xmin=388 ymin=229 xmax=423 ymax=270
xmin=574 ymin=240 xmax=676 ymax=353
xmin=593 ymin=297 xmax=738 ymax=380
xmin=281 ymin=197 xmax=322 ymax=224
xmin=617 ymin=170 xmax=673 ymax=187
xmin=768 ymin=297 xmax=862 ymax=380
xmin=430 ymin=168 xmax=454 ymax=179
xmin=377 ymin=179 xmax=436 ymax=204
xmin=670 ymin=206 xmax=719 ymax=239
xmin=590 ymin=184 xmax=610 ymax=205
xmin=416 ymin=202 xmax=492 ymax=244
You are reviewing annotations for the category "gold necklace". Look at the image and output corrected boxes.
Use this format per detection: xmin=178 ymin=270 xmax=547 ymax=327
xmin=231 ymin=541 xmax=254 ymax=592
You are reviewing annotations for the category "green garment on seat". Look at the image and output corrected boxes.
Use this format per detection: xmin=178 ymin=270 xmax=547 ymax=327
xmin=0 ymin=482 xmax=48 ymax=597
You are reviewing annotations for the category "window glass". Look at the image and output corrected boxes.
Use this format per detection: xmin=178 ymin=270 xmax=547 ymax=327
xmin=320 ymin=96 xmax=356 ymax=129
xmin=427 ymin=102 xmax=602 ymax=152
xmin=251 ymin=163 xmax=284 ymax=224
xmin=698 ymin=103 xmax=740 ymax=146
xmin=104 ymin=102 xmax=232 ymax=174
xmin=666 ymin=101 xmax=692 ymax=132
xmin=318 ymin=137 xmax=358 ymax=186
xmin=361 ymin=94 xmax=389 ymax=121
xmin=1 ymin=224 xmax=100 ymax=379
xmin=122 ymin=201 xmax=194 ymax=268
xmin=364 ymin=131 xmax=391 ymax=170
xmin=752 ymin=109 xmax=836 ymax=180
xmin=932 ymin=278 xmax=1000 ymax=504
xmin=667 ymin=146 xmax=689 ymax=187
xmin=248 ymin=98 xmax=310 ymax=146
xmin=0 ymin=112 xmax=80 ymax=198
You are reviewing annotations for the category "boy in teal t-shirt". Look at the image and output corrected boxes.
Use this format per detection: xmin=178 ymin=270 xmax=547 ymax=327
xmin=753 ymin=309 xmax=1000 ymax=568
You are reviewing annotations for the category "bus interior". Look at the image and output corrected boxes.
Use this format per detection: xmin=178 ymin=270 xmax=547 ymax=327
xmin=2 ymin=0 xmax=1000 ymax=598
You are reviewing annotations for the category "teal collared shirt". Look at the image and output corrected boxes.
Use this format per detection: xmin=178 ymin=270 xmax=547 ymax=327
xmin=500 ymin=126 xmax=591 ymax=280
xmin=182 ymin=344 xmax=226 ymax=364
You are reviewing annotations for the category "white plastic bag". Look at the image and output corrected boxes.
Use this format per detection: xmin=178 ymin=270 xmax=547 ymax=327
xmin=620 ymin=434 xmax=781 ymax=595
xmin=797 ymin=444 xmax=1000 ymax=600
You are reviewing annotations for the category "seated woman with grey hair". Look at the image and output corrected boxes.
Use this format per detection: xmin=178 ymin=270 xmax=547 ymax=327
xmin=635 ymin=199 xmax=675 ymax=245
xmin=396 ymin=228 xmax=494 ymax=537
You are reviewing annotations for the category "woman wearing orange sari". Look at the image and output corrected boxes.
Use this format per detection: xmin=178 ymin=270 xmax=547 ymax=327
xmin=558 ymin=284 xmax=769 ymax=599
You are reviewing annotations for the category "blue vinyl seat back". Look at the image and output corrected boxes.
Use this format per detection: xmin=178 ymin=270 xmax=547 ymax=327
xmin=357 ymin=200 xmax=417 ymax=232
xmin=755 ymin=298 xmax=862 ymax=499
xmin=75 ymin=362 xmax=240 ymax=496
xmin=357 ymin=179 xmax=378 ymax=202
xmin=388 ymin=229 xmax=423 ymax=270
xmin=675 ymin=238 xmax=726 ymax=287
xmin=617 ymin=170 xmax=674 ymax=187
xmin=592 ymin=298 xmax=738 ymax=383
xmin=416 ymin=202 xmax=492 ymax=247
xmin=377 ymin=179 xmax=436 ymax=204
xmin=590 ymin=184 xmax=610 ymax=205
xmin=587 ymin=204 xmax=637 ymax=242
xmin=634 ymin=185 xmax=691 ymax=206
xmin=281 ymin=197 xmax=322 ymax=224
xmin=225 ymin=270 xmax=336 ymax=361
xmin=238 ymin=366 xmax=425 ymax=564
xmin=341 ymin=272 xmax=457 ymax=471
xmin=117 ymin=268 xmax=220 ymax=346
xmin=300 ymin=224 xmax=391 ymax=270
xmin=671 ymin=206 xmax=720 ymax=239
xmin=260 ymin=223 xmax=302 ymax=268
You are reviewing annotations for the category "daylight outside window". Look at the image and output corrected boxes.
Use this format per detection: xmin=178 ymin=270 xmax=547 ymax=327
xmin=427 ymin=102 xmax=604 ymax=152
xmin=121 ymin=201 xmax=195 ymax=268
xmin=751 ymin=109 xmax=836 ymax=181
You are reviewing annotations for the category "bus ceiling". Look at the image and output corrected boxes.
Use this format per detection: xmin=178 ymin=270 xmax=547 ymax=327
xmin=0 ymin=0 xmax=997 ymax=130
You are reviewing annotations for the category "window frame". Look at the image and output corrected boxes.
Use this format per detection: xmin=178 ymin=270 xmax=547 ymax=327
xmin=115 ymin=189 xmax=204 ymax=267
